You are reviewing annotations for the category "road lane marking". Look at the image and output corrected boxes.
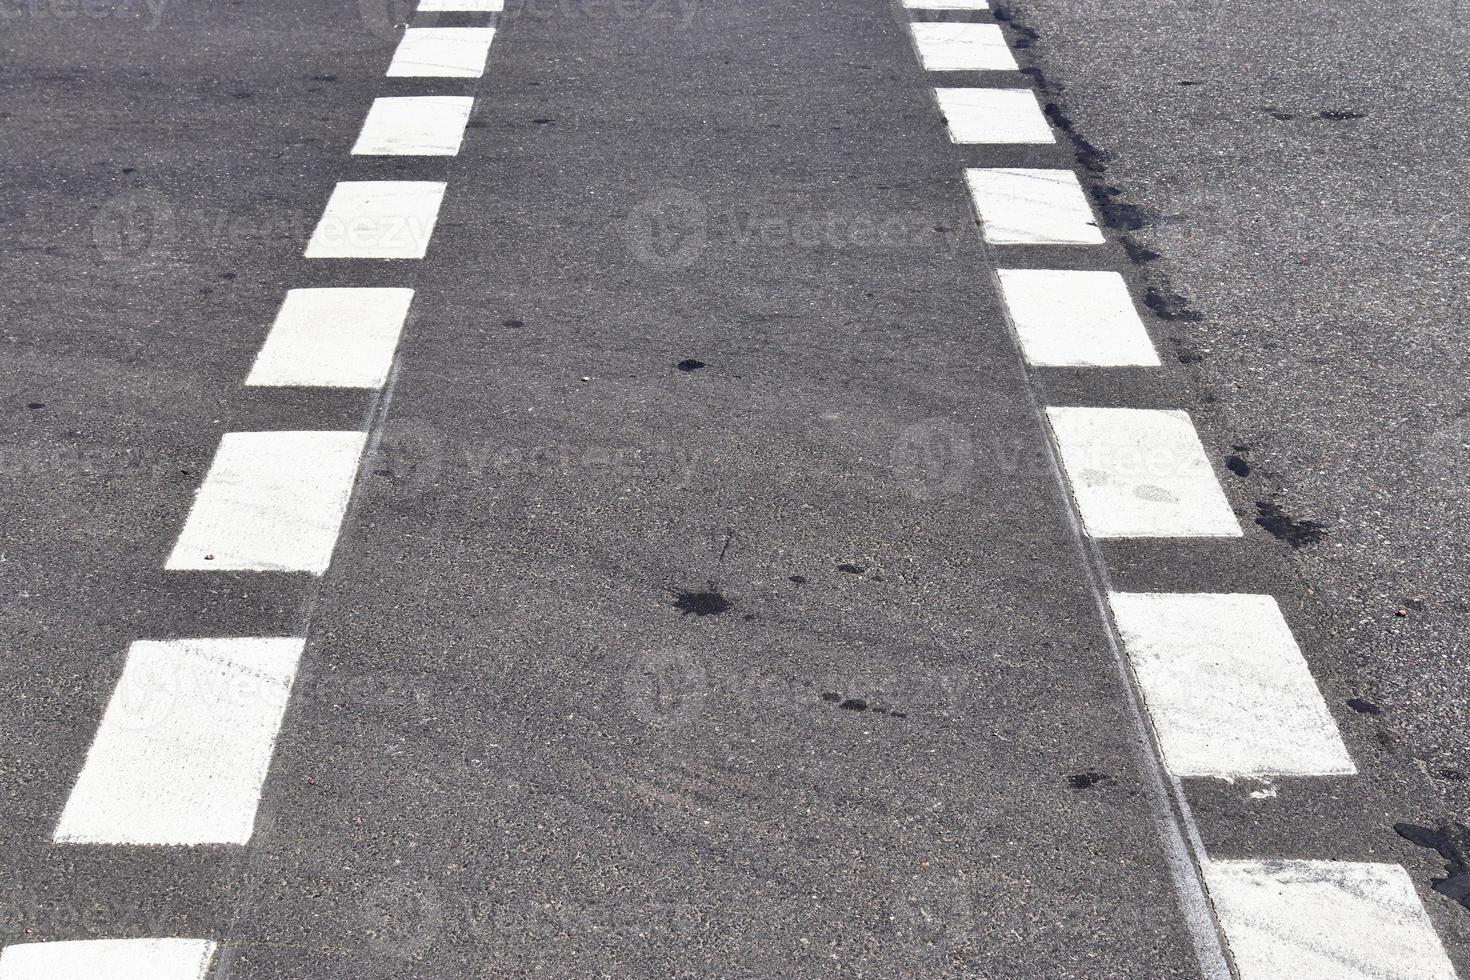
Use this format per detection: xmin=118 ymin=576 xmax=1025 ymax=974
xmin=1046 ymin=407 xmax=1241 ymax=537
xmin=165 ymin=431 xmax=367 ymax=573
xmin=386 ymin=27 xmax=496 ymax=78
xmin=997 ymin=269 xmax=1159 ymax=366
xmin=54 ymin=638 xmax=305 ymax=845
xmin=909 ymin=23 xmax=1017 ymax=72
xmin=417 ymin=0 xmax=504 ymax=9
xmin=935 ymin=88 xmax=1054 ymax=144
xmin=352 ymin=96 xmax=475 ymax=156
xmin=965 ymin=168 xmax=1104 ymax=244
xmin=1108 ymin=593 xmax=1354 ymax=777
xmin=304 ymin=181 xmax=447 ymax=259
xmin=246 ymin=288 xmax=414 ymax=388
xmin=903 ymin=0 xmax=988 ymax=8
xmin=1204 ymin=860 xmax=1458 ymax=979
xmin=0 ymin=939 xmax=217 ymax=980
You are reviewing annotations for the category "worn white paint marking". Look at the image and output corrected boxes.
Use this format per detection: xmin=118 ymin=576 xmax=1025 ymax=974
xmin=936 ymin=88 xmax=1053 ymax=144
xmin=903 ymin=0 xmax=988 ymax=9
xmin=386 ymin=27 xmax=495 ymax=78
xmin=1205 ymin=860 xmax=1458 ymax=979
xmin=166 ymin=431 xmax=367 ymax=573
xmin=997 ymin=269 xmax=1159 ymax=366
xmin=54 ymin=638 xmax=305 ymax=845
xmin=247 ymin=288 xmax=414 ymax=389
xmin=1107 ymin=593 xmax=1354 ymax=777
xmin=353 ymin=96 xmax=474 ymax=156
xmin=304 ymin=181 xmax=446 ymax=260
xmin=1046 ymin=407 xmax=1241 ymax=537
xmin=965 ymin=168 xmax=1104 ymax=244
xmin=0 ymin=939 xmax=217 ymax=980
xmin=418 ymin=0 xmax=504 ymax=9
xmin=910 ymin=23 xmax=1017 ymax=72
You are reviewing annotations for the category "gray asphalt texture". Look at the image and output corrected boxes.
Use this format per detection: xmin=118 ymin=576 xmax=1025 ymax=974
xmin=0 ymin=0 xmax=1465 ymax=976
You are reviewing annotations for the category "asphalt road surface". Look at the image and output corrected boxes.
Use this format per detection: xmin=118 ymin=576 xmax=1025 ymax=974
xmin=0 ymin=0 xmax=1466 ymax=977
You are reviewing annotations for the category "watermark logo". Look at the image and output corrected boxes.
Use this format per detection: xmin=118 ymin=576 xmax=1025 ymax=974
xmin=891 ymin=419 xmax=975 ymax=498
xmin=623 ymin=188 xmax=708 ymax=269
xmin=93 ymin=189 xmax=177 ymax=261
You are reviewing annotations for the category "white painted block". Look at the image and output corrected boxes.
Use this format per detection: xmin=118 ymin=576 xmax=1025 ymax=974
xmin=0 ymin=939 xmax=217 ymax=980
xmin=166 ymin=431 xmax=367 ymax=573
xmin=997 ymin=269 xmax=1159 ymax=366
xmin=936 ymin=88 xmax=1053 ymax=144
xmin=53 ymin=637 xmax=304 ymax=845
xmin=352 ymin=96 xmax=474 ymax=156
xmin=386 ymin=27 xmax=495 ymax=78
xmin=1108 ymin=593 xmax=1354 ymax=777
xmin=418 ymin=0 xmax=504 ymax=9
xmin=965 ymin=168 xmax=1104 ymax=244
xmin=304 ymin=181 xmax=447 ymax=260
xmin=1205 ymin=861 xmax=1458 ymax=980
xmin=910 ymin=23 xmax=1017 ymax=72
xmin=1046 ymin=407 xmax=1241 ymax=537
xmin=247 ymin=288 xmax=413 ymax=389
xmin=903 ymin=0 xmax=988 ymax=8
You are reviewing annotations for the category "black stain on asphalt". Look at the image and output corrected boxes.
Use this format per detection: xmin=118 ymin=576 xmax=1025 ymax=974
xmin=1261 ymin=106 xmax=1299 ymax=121
xmin=1119 ymin=235 xmax=1161 ymax=264
xmin=1091 ymin=185 xmax=1146 ymax=231
xmin=1314 ymin=109 xmax=1366 ymax=121
xmin=1225 ymin=454 xmax=1252 ymax=477
xmin=836 ymin=562 xmax=866 ymax=575
xmin=1042 ymin=101 xmax=1111 ymax=174
xmin=1068 ymin=771 xmax=1114 ymax=790
xmin=26 ymin=402 xmax=44 ymax=410
xmin=1177 ymin=79 xmax=1203 ymax=86
xmin=673 ymin=585 xmax=732 ymax=617
xmin=788 ymin=575 xmax=808 ymax=584
xmin=502 ymin=318 xmax=524 ymax=329
xmin=821 ymin=692 xmax=906 ymax=719
xmin=1394 ymin=821 xmax=1470 ymax=910
xmin=992 ymin=6 xmax=1039 ymax=48
xmin=531 ymin=118 xmax=555 ymax=125
xmin=676 ymin=358 xmax=706 ymax=372
xmin=1255 ymin=500 xmax=1327 ymax=548
xmin=1173 ymin=341 xmax=1205 ymax=365
xmin=1347 ymin=697 xmax=1384 ymax=716
xmin=1144 ymin=286 xmax=1204 ymax=322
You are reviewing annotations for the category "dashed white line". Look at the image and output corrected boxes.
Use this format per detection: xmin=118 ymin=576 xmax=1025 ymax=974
xmin=997 ymin=269 xmax=1159 ymax=366
xmin=909 ymin=23 xmax=1018 ymax=72
xmin=903 ymin=0 xmax=988 ymax=8
xmin=246 ymin=288 xmax=414 ymax=389
xmin=1205 ymin=860 xmax=1458 ymax=979
xmin=1108 ymin=592 xmax=1354 ymax=777
xmin=304 ymin=180 xmax=447 ymax=260
xmin=165 ymin=430 xmax=367 ymax=573
xmin=386 ymin=26 xmax=496 ymax=78
xmin=54 ymin=637 xmax=305 ymax=845
xmin=935 ymin=88 xmax=1054 ymax=144
xmin=417 ymin=0 xmax=504 ymax=9
xmin=0 ymin=939 xmax=217 ymax=980
xmin=352 ymin=96 xmax=475 ymax=156
xmin=1046 ymin=406 xmax=1242 ymax=537
xmin=965 ymin=168 xmax=1104 ymax=244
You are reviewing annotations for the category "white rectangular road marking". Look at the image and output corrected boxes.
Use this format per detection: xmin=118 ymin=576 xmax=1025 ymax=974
xmin=247 ymin=288 xmax=414 ymax=389
xmin=54 ymin=638 xmax=305 ymax=845
xmin=1205 ymin=860 xmax=1458 ymax=979
xmin=166 ymin=431 xmax=367 ymax=573
xmin=936 ymin=88 xmax=1054 ymax=144
xmin=910 ymin=23 xmax=1017 ymax=72
xmin=386 ymin=27 xmax=495 ymax=78
xmin=353 ymin=96 xmax=474 ymax=156
xmin=0 ymin=939 xmax=217 ymax=980
xmin=903 ymin=0 xmax=988 ymax=8
xmin=305 ymin=181 xmax=446 ymax=260
xmin=965 ymin=168 xmax=1104 ymax=244
xmin=1108 ymin=593 xmax=1354 ymax=777
xmin=997 ymin=269 xmax=1159 ymax=366
xmin=1046 ymin=407 xmax=1241 ymax=537
xmin=418 ymin=0 xmax=504 ymax=9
